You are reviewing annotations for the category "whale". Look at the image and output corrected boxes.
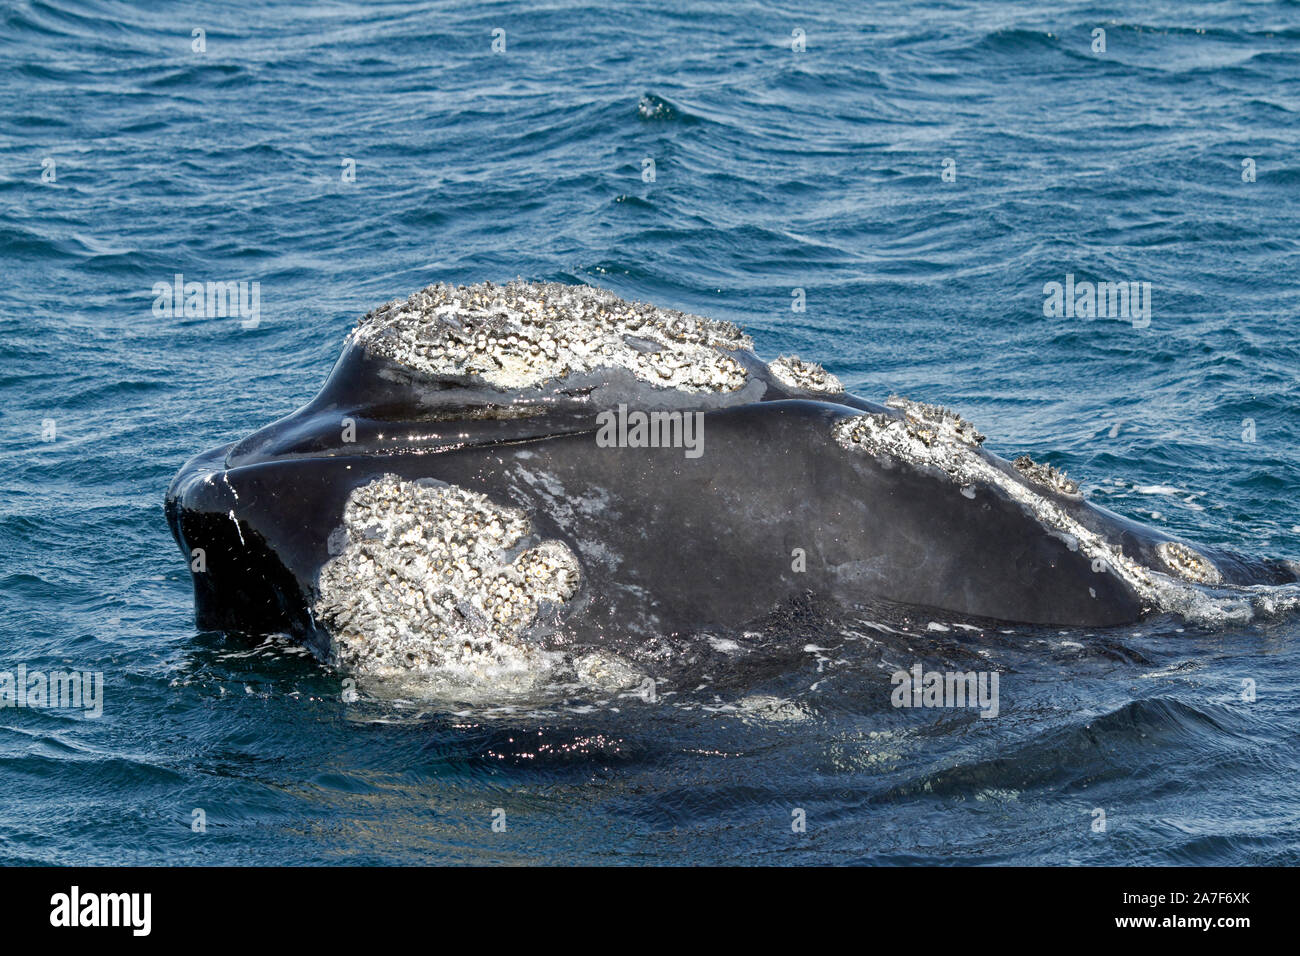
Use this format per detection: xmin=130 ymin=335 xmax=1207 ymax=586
xmin=165 ymin=280 xmax=1297 ymax=676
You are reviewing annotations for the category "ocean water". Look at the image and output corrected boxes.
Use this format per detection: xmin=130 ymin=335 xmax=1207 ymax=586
xmin=3 ymin=0 xmax=1300 ymax=865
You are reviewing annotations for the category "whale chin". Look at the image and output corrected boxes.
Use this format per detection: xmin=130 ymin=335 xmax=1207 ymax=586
xmin=166 ymin=280 xmax=1298 ymax=675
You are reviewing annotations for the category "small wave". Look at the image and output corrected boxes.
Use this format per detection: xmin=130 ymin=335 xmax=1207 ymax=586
xmin=956 ymin=27 xmax=1064 ymax=59
xmin=885 ymin=695 xmax=1252 ymax=802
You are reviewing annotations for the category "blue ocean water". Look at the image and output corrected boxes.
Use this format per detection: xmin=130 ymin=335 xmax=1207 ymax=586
xmin=3 ymin=0 xmax=1300 ymax=865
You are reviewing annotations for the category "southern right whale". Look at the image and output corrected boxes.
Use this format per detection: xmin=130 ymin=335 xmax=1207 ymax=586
xmin=165 ymin=281 xmax=1298 ymax=678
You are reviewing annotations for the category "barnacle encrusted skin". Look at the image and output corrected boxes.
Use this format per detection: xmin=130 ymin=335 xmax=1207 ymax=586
xmin=768 ymin=355 xmax=843 ymax=393
xmin=829 ymin=398 xmax=1217 ymax=611
xmin=314 ymin=476 xmax=580 ymax=675
xmin=352 ymin=280 xmax=753 ymax=393
xmin=1012 ymin=455 xmax=1081 ymax=497
xmin=832 ymin=412 xmax=968 ymax=480
xmin=885 ymin=396 xmax=986 ymax=447
xmin=1156 ymin=541 xmax=1223 ymax=585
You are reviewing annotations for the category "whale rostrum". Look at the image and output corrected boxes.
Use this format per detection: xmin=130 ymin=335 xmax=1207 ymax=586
xmin=165 ymin=280 xmax=1299 ymax=677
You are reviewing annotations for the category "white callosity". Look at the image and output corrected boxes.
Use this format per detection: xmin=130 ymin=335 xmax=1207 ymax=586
xmin=1012 ymin=455 xmax=1080 ymax=496
xmin=768 ymin=355 xmax=843 ymax=393
xmin=1156 ymin=541 xmax=1223 ymax=585
xmin=830 ymin=396 xmax=1232 ymax=615
xmin=884 ymin=396 xmax=986 ymax=447
xmin=315 ymin=476 xmax=580 ymax=676
xmin=829 ymin=396 xmax=986 ymax=473
xmin=353 ymin=280 xmax=753 ymax=393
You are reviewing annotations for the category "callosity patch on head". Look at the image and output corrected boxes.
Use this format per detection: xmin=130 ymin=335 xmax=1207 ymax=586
xmin=352 ymin=280 xmax=753 ymax=393
xmin=768 ymin=355 xmax=843 ymax=394
xmin=1156 ymin=541 xmax=1223 ymax=585
xmin=314 ymin=475 xmax=580 ymax=679
xmin=884 ymin=396 xmax=986 ymax=447
xmin=830 ymin=396 xmax=984 ymax=476
xmin=1012 ymin=455 xmax=1080 ymax=497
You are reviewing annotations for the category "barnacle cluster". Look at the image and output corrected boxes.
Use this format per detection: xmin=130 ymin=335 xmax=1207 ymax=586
xmin=1156 ymin=541 xmax=1223 ymax=585
xmin=832 ymin=415 xmax=971 ymax=482
xmin=885 ymin=396 xmax=986 ymax=447
xmin=831 ymin=396 xmax=984 ymax=474
xmin=768 ymin=355 xmax=843 ymax=394
xmin=314 ymin=476 xmax=580 ymax=674
xmin=1012 ymin=455 xmax=1080 ymax=497
xmin=354 ymin=280 xmax=752 ymax=393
